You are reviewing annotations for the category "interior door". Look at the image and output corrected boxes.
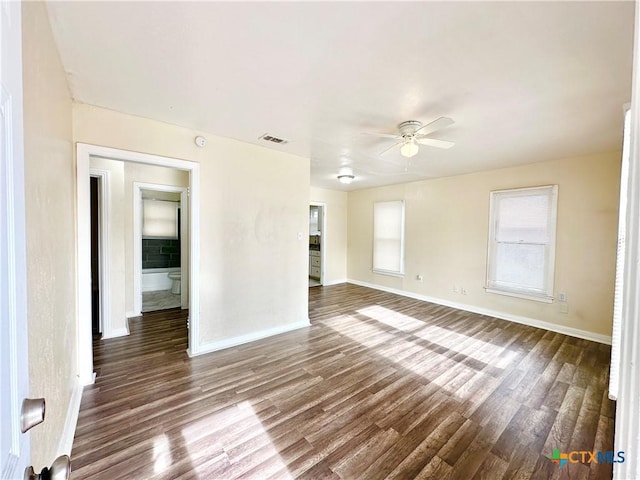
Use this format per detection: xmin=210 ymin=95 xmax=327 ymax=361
xmin=1 ymin=0 xmax=31 ymax=477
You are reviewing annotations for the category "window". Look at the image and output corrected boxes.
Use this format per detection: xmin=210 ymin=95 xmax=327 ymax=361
xmin=142 ymin=199 xmax=178 ymax=238
xmin=486 ymin=185 xmax=558 ymax=302
xmin=373 ymin=200 xmax=405 ymax=276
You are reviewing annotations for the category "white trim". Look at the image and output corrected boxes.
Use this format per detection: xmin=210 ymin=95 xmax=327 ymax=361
xmin=192 ymin=320 xmax=311 ymax=357
xmin=76 ymin=143 xmax=202 ymax=385
xmin=101 ymin=327 xmax=130 ymax=340
xmin=322 ymin=278 xmax=347 ymax=287
xmin=133 ymin=182 xmax=188 ymax=315
xmin=613 ymin=5 xmax=640 ymax=478
xmin=126 ymin=311 xmax=140 ymax=319
xmin=347 ymin=279 xmax=611 ymax=345
xmin=484 ymin=287 xmax=554 ymax=304
xmin=56 ymin=378 xmax=83 ymax=457
xmin=89 ymin=170 xmax=111 ymax=337
xmin=373 ymin=269 xmax=405 ymax=278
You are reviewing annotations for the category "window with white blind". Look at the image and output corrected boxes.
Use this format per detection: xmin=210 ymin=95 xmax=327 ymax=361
xmin=486 ymin=185 xmax=558 ymax=302
xmin=142 ymin=199 xmax=179 ymax=238
xmin=373 ymin=200 xmax=405 ymax=276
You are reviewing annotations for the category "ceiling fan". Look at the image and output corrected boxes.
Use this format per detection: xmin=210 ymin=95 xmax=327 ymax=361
xmin=364 ymin=117 xmax=455 ymax=158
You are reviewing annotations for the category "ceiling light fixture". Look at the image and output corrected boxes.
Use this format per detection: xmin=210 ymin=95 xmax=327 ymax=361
xmin=338 ymin=174 xmax=355 ymax=184
xmin=400 ymin=139 xmax=419 ymax=158
xmin=337 ymin=167 xmax=355 ymax=184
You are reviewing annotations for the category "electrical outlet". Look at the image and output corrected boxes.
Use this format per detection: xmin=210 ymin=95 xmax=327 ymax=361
xmin=558 ymin=292 xmax=567 ymax=302
xmin=416 ymin=274 xmax=423 ymax=282
xmin=461 ymin=287 xmax=467 ymax=295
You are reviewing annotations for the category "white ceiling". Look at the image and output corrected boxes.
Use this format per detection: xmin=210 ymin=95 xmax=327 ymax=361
xmin=46 ymin=1 xmax=635 ymax=191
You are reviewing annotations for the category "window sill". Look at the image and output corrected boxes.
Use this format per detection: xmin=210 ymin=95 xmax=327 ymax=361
xmin=373 ymin=269 xmax=405 ymax=278
xmin=484 ymin=287 xmax=554 ymax=304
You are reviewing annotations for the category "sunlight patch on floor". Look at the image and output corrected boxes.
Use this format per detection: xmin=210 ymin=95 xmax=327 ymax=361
xmin=181 ymin=401 xmax=293 ymax=479
xmin=358 ymin=305 xmax=506 ymax=365
xmin=153 ymin=434 xmax=172 ymax=474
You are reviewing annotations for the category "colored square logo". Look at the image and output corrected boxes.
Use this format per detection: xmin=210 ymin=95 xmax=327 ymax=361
xmin=550 ymin=449 xmax=568 ymax=467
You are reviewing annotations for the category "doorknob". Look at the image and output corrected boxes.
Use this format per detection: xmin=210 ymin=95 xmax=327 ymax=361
xmin=24 ymin=455 xmax=71 ymax=480
xmin=21 ymin=398 xmax=45 ymax=433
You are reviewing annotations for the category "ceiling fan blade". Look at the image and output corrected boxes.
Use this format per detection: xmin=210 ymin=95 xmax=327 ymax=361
xmin=379 ymin=141 xmax=404 ymax=156
xmin=361 ymin=132 xmax=401 ymax=139
xmin=414 ymin=116 xmax=454 ymax=136
xmin=415 ymin=137 xmax=455 ymax=149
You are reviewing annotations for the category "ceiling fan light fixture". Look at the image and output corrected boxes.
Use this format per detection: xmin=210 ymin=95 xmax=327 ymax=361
xmin=338 ymin=167 xmax=354 ymax=184
xmin=337 ymin=174 xmax=355 ymax=184
xmin=400 ymin=140 xmax=419 ymax=158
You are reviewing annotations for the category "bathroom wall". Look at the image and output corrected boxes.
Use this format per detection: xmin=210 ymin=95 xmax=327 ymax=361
xmin=142 ymin=239 xmax=181 ymax=269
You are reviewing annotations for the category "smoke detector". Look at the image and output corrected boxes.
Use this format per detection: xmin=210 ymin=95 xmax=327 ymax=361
xmin=259 ymin=133 xmax=288 ymax=145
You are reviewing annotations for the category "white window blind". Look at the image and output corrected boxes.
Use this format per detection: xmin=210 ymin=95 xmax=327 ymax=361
xmin=373 ymin=200 xmax=405 ymax=275
xmin=142 ymin=199 xmax=178 ymax=238
xmin=609 ymin=108 xmax=631 ymax=401
xmin=486 ymin=185 xmax=558 ymax=301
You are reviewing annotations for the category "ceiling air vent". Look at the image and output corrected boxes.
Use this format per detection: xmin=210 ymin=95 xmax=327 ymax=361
xmin=259 ymin=133 xmax=288 ymax=145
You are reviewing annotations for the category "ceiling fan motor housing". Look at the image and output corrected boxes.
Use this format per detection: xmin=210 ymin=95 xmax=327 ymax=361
xmin=398 ymin=120 xmax=423 ymax=137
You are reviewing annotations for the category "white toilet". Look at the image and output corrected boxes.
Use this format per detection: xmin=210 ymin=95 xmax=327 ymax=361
xmin=168 ymin=271 xmax=181 ymax=294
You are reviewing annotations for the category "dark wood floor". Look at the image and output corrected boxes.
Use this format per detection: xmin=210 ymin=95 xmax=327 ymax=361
xmin=71 ymin=283 xmax=614 ymax=479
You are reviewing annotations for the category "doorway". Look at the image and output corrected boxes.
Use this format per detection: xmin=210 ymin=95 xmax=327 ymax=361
xmin=309 ymin=203 xmax=326 ymax=287
xmin=76 ymin=144 xmax=201 ymax=386
xmin=90 ymin=177 xmax=101 ymax=335
xmin=133 ymin=182 xmax=189 ymax=314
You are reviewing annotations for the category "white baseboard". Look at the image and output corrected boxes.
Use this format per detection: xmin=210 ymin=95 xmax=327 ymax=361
xmin=57 ymin=377 xmax=83 ymax=457
xmin=347 ymin=279 xmax=612 ymax=345
xmin=322 ymin=278 xmax=348 ymax=286
xmin=102 ymin=326 xmax=129 ymax=339
xmin=190 ymin=320 xmax=311 ymax=357
xmin=126 ymin=310 xmax=141 ymax=318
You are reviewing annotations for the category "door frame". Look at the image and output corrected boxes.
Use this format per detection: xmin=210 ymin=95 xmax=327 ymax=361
xmin=1 ymin=0 xmax=30 ymax=475
xmin=89 ymin=170 xmax=110 ymax=336
xmin=133 ymin=182 xmax=189 ymax=315
xmin=309 ymin=202 xmax=326 ymax=286
xmin=76 ymin=144 xmax=201 ymax=386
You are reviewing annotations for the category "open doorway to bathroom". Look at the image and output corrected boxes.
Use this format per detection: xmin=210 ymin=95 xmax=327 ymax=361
xmin=309 ymin=203 xmax=325 ymax=287
xmin=134 ymin=183 xmax=189 ymax=313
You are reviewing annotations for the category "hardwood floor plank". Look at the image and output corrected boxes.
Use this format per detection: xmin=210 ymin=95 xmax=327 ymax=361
xmin=70 ymin=285 xmax=615 ymax=479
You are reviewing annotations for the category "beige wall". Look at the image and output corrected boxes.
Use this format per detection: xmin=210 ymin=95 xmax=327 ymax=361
xmin=74 ymin=103 xmax=310 ymax=345
xmin=348 ymin=152 xmax=621 ymax=337
xmin=22 ymin=1 xmax=76 ymax=469
xmin=310 ymin=187 xmax=348 ymax=285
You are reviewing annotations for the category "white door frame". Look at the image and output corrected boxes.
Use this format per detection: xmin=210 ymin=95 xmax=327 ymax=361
xmin=133 ymin=182 xmax=188 ymax=315
xmin=89 ymin=170 xmax=110 ymax=336
xmin=310 ymin=202 xmax=326 ymax=286
xmin=76 ymin=144 xmax=201 ymax=386
xmin=1 ymin=0 xmax=30 ymax=476
xmin=613 ymin=5 xmax=640 ymax=478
